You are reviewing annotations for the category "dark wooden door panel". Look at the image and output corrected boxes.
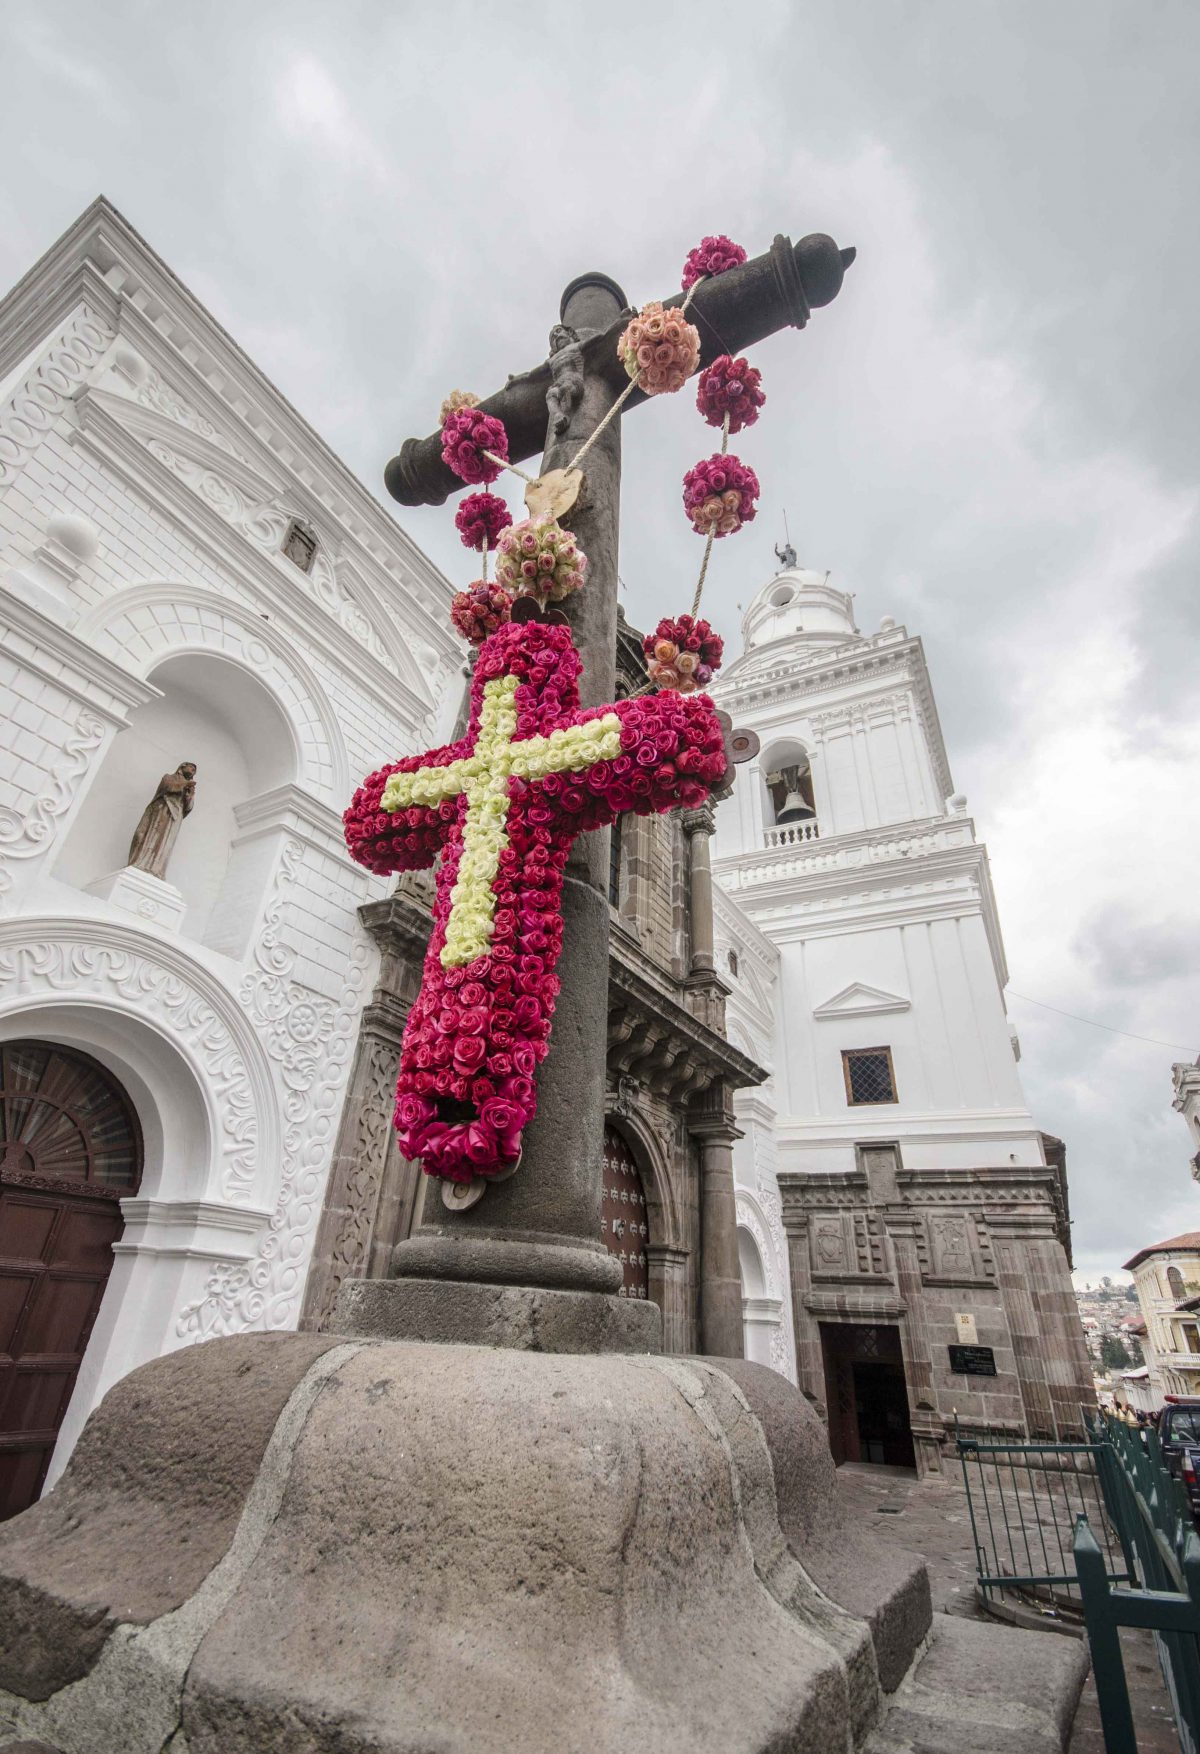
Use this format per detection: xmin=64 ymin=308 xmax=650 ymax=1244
xmin=0 ymin=1196 xmax=59 ymax=1264
xmin=0 ymin=1041 xmax=141 ymax=1521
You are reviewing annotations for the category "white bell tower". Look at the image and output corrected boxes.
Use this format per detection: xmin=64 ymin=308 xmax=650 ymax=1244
xmin=711 ymin=555 xmax=1044 ymax=1182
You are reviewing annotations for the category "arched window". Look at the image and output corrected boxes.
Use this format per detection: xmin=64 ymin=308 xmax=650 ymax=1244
xmin=1168 ymin=1265 xmax=1186 ymax=1301
xmin=759 ymin=737 xmax=817 ymax=836
xmin=0 ymin=1040 xmax=142 ymax=1518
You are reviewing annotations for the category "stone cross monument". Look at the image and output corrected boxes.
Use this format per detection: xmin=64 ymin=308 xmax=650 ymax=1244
xmin=335 ymin=232 xmax=856 ymax=1353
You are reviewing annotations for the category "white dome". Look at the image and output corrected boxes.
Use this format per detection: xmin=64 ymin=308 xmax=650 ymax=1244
xmin=741 ymin=566 xmax=858 ymax=655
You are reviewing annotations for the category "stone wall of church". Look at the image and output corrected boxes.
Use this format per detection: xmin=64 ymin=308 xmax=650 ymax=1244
xmin=780 ymin=1158 xmax=1096 ymax=1477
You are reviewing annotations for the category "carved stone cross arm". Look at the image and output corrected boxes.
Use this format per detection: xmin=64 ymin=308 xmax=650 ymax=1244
xmin=384 ymin=232 xmax=855 ymax=509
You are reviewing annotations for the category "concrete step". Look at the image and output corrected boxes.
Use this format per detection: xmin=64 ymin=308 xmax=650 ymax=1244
xmin=865 ymin=1613 xmax=1089 ymax=1753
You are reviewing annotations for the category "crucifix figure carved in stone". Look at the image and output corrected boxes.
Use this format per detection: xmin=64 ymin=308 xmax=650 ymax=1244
xmin=337 ymin=229 xmax=854 ymax=1353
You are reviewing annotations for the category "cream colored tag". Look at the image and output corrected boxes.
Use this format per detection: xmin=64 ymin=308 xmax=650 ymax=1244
xmin=525 ymin=466 xmax=583 ymax=522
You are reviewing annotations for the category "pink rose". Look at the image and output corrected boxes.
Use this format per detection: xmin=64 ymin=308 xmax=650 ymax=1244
xmin=453 ymin=1036 xmax=487 ymax=1073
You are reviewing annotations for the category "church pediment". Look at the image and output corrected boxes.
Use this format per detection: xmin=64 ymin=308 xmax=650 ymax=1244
xmin=812 ymin=981 xmax=911 ymax=1019
xmin=75 ymin=385 xmax=283 ymax=504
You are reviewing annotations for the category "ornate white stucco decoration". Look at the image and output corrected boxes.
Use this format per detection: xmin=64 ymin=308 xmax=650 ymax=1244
xmin=0 ymin=311 xmax=114 ymax=490
xmin=141 ymin=434 xmax=396 ymax=672
xmin=78 ymin=584 xmax=349 ymax=803
xmin=175 ymin=841 xmax=370 ymax=1341
xmin=0 ymin=921 xmax=268 ymax=1199
xmin=0 ymin=708 xmax=105 ymax=906
xmin=135 ymin=364 xmax=246 ymax=464
xmin=736 ymin=1188 xmax=796 ymax=1380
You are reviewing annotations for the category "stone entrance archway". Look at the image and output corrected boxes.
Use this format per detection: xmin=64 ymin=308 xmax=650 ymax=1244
xmin=0 ymin=1040 xmax=142 ymax=1519
xmin=819 ymin=1320 xmax=916 ymax=1471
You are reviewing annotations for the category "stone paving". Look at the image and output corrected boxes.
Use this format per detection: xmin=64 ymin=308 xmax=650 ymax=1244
xmin=834 ymin=1460 xmax=1181 ymax=1753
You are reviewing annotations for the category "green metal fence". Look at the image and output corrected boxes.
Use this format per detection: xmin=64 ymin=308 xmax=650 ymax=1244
xmin=956 ymin=1411 xmax=1200 ymax=1752
xmin=1072 ymin=1413 xmax=1200 ymax=1754
xmin=956 ymin=1423 xmax=1133 ymax=1619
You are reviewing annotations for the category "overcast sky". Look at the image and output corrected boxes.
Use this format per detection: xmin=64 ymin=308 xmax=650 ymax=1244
xmin=2 ymin=0 xmax=1197 ymax=1279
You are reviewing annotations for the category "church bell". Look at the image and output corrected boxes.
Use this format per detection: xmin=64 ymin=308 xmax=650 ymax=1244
xmin=776 ymin=788 xmax=816 ymax=824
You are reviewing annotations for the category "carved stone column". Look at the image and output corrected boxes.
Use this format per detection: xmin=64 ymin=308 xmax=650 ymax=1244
xmin=689 ymin=1081 xmax=745 ymax=1359
xmin=682 ymin=803 xmax=716 ymax=974
xmin=779 ymin=1213 xmax=824 ymax=1406
xmin=300 ymin=889 xmax=431 ymax=1329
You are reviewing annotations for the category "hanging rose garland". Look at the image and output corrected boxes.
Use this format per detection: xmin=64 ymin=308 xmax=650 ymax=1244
xmin=681 ymin=234 xmax=747 ymax=291
xmin=454 ymin=490 xmax=512 ymax=552
xmin=440 ymin=388 xmax=480 ymax=423
xmin=695 ymin=354 xmax=765 ymax=434
xmin=682 ymin=453 xmax=760 ymax=537
xmin=618 ymin=302 xmax=701 ymax=396
xmin=450 ymin=581 xmax=514 ymax=644
xmin=643 ymin=614 xmax=724 ymax=693
xmin=441 ymin=406 xmax=509 ymax=486
xmin=495 ymin=516 xmax=587 ymax=605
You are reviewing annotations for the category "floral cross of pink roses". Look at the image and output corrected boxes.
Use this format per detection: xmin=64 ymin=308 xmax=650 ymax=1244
xmin=345 ymin=621 xmax=728 ymax=1183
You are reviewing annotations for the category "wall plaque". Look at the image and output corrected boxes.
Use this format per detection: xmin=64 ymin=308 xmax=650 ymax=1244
xmin=949 ymin=1343 xmax=996 ymax=1377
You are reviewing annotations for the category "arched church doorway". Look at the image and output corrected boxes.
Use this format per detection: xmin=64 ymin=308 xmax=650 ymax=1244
xmin=601 ymin=1125 xmax=649 ymax=1301
xmin=0 ymin=1041 xmax=142 ymax=1520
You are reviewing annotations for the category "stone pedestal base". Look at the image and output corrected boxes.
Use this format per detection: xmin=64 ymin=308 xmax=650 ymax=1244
xmin=333 ymin=1275 xmax=661 ymax=1354
xmin=85 ymin=866 xmax=186 ymax=932
xmin=0 ymin=1336 xmax=1086 ymax=1754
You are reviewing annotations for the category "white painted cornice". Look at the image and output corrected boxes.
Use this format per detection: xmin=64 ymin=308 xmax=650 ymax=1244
xmin=232 ymin=783 xmax=356 ymax=866
xmin=715 ymin=629 xmax=953 ymax=804
xmin=0 ymin=587 xmax=162 ymax=725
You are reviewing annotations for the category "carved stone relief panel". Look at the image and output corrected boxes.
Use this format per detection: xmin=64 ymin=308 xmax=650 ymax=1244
xmin=927 ymin=1211 xmax=989 ymax=1283
xmin=811 ymin=1215 xmax=851 ymax=1277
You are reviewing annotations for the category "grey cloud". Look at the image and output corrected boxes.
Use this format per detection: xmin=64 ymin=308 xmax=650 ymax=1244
xmin=0 ymin=0 xmax=1196 ymax=1275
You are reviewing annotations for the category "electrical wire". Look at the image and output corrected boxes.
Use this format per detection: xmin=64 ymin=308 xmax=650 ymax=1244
xmin=1008 ymin=991 xmax=1199 ymax=1057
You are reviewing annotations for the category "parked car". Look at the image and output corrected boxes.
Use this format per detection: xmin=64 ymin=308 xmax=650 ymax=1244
xmin=1155 ymin=1400 xmax=1200 ymax=1518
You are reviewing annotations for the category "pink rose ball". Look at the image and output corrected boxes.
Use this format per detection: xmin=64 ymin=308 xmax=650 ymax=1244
xmin=617 ymin=302 xmax=701 ymax=397
xmin=681 ymin=235 xmax=748 ymax=292
xmin=441 ymin=406 xmax=509 ymax=486
xmin=450 ymin=581 xmax=513 ymax=644
xmin=681 ymin=454 xmax=760 ymax=538
xmin=439 ymin=388 xmax=480 ymax=424
xmin=695 ymin=354 xmax=765 ymax=434
xmin=454 ymin=491 xmax=512 ymax=551
xmin=494 ymin=516 xmax=588 ymax=604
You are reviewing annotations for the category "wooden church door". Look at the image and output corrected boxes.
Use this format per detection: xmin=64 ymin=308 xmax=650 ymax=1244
xmin=601 ymin=1125 xmax=650 ymax=1301
xmin=0 ymin=1041 xmax=142 ymax=1520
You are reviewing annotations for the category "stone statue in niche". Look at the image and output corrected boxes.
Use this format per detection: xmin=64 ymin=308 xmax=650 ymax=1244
xmin=127 ymin=763 xmax=197 ymax=880
xmin=545 ymin=323 xmax=585 ymax=439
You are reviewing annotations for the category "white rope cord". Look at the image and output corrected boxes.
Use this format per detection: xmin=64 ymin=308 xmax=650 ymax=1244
xmin=482 ymin=448 xmax=538 ymax=486
xmin=480 ymin=536 xmax=488 ymax=583
xmin=564 ymin=377 xmax=637 ymax=474
xmin=564 ymin=276 xmax=706 ymax=477
xmin=688 ymin=412 xmax=730 ymax=618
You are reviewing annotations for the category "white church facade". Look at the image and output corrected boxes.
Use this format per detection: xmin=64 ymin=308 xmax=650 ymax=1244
xmin=0 ymin=200 xmax=460 ymax=1516
xmin=712 ymin=560 xmax=1093 ymax=1474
